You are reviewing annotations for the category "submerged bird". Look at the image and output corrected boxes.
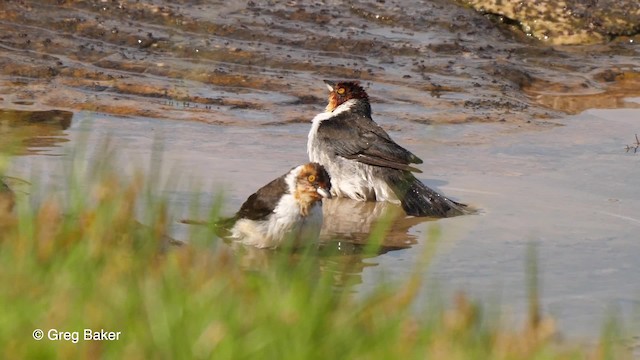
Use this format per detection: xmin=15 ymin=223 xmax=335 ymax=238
xmin=307 ymin=80 xmax=467 ymax=217
xmin=223 ymin=162 xmax=332 ymax=249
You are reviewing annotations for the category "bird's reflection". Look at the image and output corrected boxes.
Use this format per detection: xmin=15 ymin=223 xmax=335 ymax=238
xmin=320 ymin=197 xmax=427 ymax=250
xmin=318 ymin=198 xmax=430 ymax=286
xmin=219 ymin=197 xmax=432 ymax=288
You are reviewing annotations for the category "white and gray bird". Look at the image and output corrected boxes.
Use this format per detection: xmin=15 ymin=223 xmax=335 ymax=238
xmin=307 ymin=80 xmax=467 ymax=217
xmin=222 ymin=162 xmax=332 ymax=249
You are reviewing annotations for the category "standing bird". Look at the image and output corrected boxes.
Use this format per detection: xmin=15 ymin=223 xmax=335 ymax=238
xmin=224 ymin=162 xmax=332 ymax=249
xmin=307 ymin=80 xmax=467 ymax=217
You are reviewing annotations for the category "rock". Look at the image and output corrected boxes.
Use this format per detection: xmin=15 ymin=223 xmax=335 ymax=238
xmin=461 ymin=0 xmax=640 ymax=45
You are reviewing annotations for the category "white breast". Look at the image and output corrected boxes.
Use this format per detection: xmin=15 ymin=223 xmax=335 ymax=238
xmin=307 ymin=102 xmax=398 ymax=204
xmin=307 ymin=100 xmax=356 ymax=164
xmin=230 ymin=195 xmax=323 ymax=249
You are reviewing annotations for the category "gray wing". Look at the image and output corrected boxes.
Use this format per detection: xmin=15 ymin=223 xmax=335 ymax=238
xmin=317 ymin=112 xmax=423 ymax=172
xmin=235 ymin=175 xmax=288 ymax=221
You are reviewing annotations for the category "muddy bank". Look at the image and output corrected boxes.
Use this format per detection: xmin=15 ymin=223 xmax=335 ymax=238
xmin=0 ymin=0 xmax=638 ymax=126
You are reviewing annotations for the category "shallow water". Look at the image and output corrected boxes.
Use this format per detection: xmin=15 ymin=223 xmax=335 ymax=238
xmin=2 ymin=0 xmax=640 ymax=346
xmin=4 ymin=103 xmax=640 ymax=340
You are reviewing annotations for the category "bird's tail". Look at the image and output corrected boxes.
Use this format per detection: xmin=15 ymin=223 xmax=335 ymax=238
xmin=386 ymin=172 xmax=469 ymax=217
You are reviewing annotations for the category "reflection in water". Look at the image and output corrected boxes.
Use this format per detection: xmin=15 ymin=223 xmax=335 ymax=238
xmin=320 ymin=198 xmax=428 ymax=249
xmin=524 ymin=71 xmax=640 ymax=114
xmin=0 ymin=109 xmax=73 ymax=155
xmin=319 ymin=198 xmax=430 ymax=287
xmin=223 ymin=197 xmax=431 ymax=288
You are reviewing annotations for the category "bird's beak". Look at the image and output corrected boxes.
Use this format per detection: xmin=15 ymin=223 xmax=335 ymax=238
xmin=316 ymin=186 xmax=332 ymax=199
xmin=323 ymin=80 xmax=336 ymax=92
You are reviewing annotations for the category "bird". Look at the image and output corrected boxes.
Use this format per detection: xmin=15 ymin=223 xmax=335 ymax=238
xmin=222 ymin=162 xmax=332 ymax=249
xmin=307 ymin=80 xmax=468 ymax=217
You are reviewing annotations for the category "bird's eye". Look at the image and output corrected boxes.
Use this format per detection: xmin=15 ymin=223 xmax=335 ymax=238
xmin=336 ymin=88 xmax=346 ymax=95
xmin=308 ymin=175 xmax=316 ymax=182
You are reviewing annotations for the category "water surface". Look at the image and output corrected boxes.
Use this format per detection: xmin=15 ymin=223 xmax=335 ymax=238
xmin=5 ymin=104 xmax=640 ymax=340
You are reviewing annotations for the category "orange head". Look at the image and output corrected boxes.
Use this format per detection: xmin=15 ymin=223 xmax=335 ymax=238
xmin=293 ymin=162 xmax=332 ymax=216
xmin=323 ymin=80 xmax=369 ymax=112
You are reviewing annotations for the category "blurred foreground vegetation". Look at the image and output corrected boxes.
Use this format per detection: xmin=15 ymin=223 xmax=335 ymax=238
xmin=0 ymin=149 xmax=632 ymax=360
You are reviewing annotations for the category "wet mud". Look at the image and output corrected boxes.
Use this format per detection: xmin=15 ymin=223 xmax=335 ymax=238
xmin=0 ymin=0 xmax=638 ymax=127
